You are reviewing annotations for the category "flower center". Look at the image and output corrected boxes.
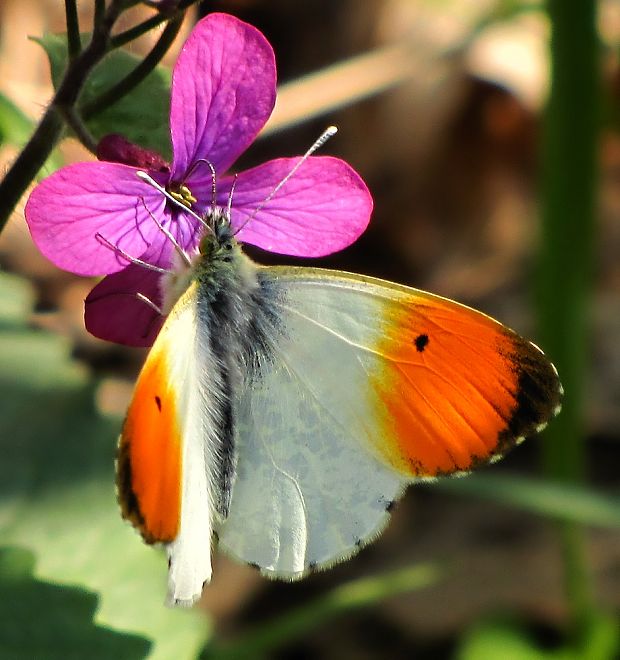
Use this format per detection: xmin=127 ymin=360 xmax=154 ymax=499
xmin=167 ymin=183 xmax=197 ymax=208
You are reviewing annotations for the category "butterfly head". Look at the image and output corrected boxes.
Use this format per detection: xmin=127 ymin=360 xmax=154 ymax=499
xmin=197 ymin=207 xmax=239 ymax=266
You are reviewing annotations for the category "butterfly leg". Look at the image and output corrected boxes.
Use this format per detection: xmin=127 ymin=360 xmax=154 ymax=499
xmin=135 ymin=292 xmax=164 ymax=316
xmin=95 ymin=232 xmax=171 ymax=274
xmin=139 ymin=198 xmax=192 ymax=268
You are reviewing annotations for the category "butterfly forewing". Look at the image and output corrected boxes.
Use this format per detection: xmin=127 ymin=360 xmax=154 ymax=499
xmin=217 ymin=266 xmax=562 ymax=578
xmin=368 ymin=288 xmax=562 ymax=475
xmin=118 ymin=283 xmax=220 ymax=606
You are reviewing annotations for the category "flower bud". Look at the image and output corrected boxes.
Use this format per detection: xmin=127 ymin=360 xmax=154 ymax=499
xmin=97 ymin=134 xmax=169 ymax=172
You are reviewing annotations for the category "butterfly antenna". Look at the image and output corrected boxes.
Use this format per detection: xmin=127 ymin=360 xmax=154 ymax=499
xmin=207 ymin=161 xmax=217 ymax=209
xmin=183 ymin=158 xmax=218 ymax=210
xmin=227 ymin=174 xmax=238 ymax=219
xmin=136 ymin=171 xmax=213 ymax=234
xmin=233 ymin=125 xmax=338 ymax=236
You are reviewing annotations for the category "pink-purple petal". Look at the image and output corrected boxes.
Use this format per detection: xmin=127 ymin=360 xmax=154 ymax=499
xmin=169 ymin=13 xmax=276 ymax=178
xmin=210 ymin=156 xmax=373 ymax=257
xmin=157 ymin=206 xmax=204 ymax=260
xmin=84 ymin=257 xmax=164 ymax=347
xmin=25 ymin=162 xmax=167 ymax=276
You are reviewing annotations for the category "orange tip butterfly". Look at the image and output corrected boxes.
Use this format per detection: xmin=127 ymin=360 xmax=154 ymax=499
xmin=116 ymin=135 xmax=562 ymax=608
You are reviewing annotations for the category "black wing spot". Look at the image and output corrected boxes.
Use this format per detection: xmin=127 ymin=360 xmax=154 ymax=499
xmin=414 ymin=334 xmax=429 ymax=352
xmin=154 ymin=395 xmax=162 ymax=411
xmin=385 ymin=499 xmax=396 ymax=513
xmin=308 ymin=561 xmax=318 ymax=572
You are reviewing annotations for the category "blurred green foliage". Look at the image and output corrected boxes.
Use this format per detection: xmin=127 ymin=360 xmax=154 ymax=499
xmin=204 ymin=562 xmax=443 ymax=659
xmin=434 ymin=474 xmax=620 ymax=528
xmin=0 ymin=547 xmax=151 ymax=659
xmin=0 ymin=92 xmax=63 ymax=177
xmin=457 ymin=614 xmax=619 ymax=660
xmin=0 ymin=273 xmax=208 ymax=659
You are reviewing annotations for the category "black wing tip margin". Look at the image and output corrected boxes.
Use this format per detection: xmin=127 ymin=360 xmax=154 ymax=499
xmin=497 ymin=335 xmax=563 ymax=453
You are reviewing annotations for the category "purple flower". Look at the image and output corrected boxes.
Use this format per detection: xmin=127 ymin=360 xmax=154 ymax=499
xmin=25 ymin=13 xmax=373 ymax=346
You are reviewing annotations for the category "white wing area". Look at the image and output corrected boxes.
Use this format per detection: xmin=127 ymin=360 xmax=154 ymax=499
xmin=162 ymin=293 xmax=217 ymax=606
xmin=217 ymin=269 xmax=409 ymax=577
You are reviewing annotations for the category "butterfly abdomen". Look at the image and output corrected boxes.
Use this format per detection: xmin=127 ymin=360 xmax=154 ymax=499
xmin=194 ymin=246 xmax=282 ymax=521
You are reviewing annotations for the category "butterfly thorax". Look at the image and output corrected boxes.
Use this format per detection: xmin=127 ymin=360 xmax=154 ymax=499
xmin=158 ymin=208 xmax=252 ymax=309
xmin=191 ymin=209 xmax=256 ymax=297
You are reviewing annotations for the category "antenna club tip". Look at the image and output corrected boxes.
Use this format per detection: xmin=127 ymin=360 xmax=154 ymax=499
xmin=326 ymin=125 xmax=338 ymax=135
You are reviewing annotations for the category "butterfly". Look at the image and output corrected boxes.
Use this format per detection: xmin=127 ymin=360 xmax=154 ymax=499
xmin=116 ymin=174 xmax=562 ymax=608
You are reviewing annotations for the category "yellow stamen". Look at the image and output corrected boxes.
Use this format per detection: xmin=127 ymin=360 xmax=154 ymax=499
xmin=168 ymin=184 xmax=196 ymax=208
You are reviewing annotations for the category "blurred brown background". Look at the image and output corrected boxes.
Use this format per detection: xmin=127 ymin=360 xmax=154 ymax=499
xmin=0 ymin=1 xmax=619 ymax=657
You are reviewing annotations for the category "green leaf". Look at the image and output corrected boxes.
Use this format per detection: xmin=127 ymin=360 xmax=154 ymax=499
xmin=0 ymin=91 xmax=63 ymax=176
xmin=431 ymin=473 xmax=620 ymax=528
xmin=0 ymin=93 xmax=32 ymax=146
xmin=32 ymin=33 xmax=172 ymax=158
xmin=580 ymin=613 xmax=620 ymax=660
xmin=456 ymin=614 xmax=620 ymax=660
xmin=457 ymin=619 xmax=572 ymax=660
xmin=0 ymin=273 xmax=208 ymax=659
xmin=0 ymin=546 xmax=151 ymax=659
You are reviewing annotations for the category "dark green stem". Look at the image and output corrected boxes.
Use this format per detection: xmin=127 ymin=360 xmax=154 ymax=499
xmin=64 ymin=0 xmax=81 ymax=60
xmin=82 ymin=16 xmax=183 ymax=120
xmin=111 ymin=0 xmax=200 ymax=48
xmin=0 ymin=0 xmax=125 ymax=233
xmin=111 ymin=14 xmax=163 ymax=49
xmin=94 ymin=0 xmax=105 ymax=32
xmin=538 ymin=0 xmax=599 ymax=642
xmin=62 ymin=106 xmax=98 ymax=153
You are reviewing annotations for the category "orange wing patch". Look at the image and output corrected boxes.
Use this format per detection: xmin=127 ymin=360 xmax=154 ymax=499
xmin=370 ymin=297 xmax=562 ymax=477
xmin=117 ymin=342 xmax=182 ymax=544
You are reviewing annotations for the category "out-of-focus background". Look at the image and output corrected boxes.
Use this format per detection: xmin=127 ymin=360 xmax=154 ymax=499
xmin=0 ymin=1 xmax=618 ymax=658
